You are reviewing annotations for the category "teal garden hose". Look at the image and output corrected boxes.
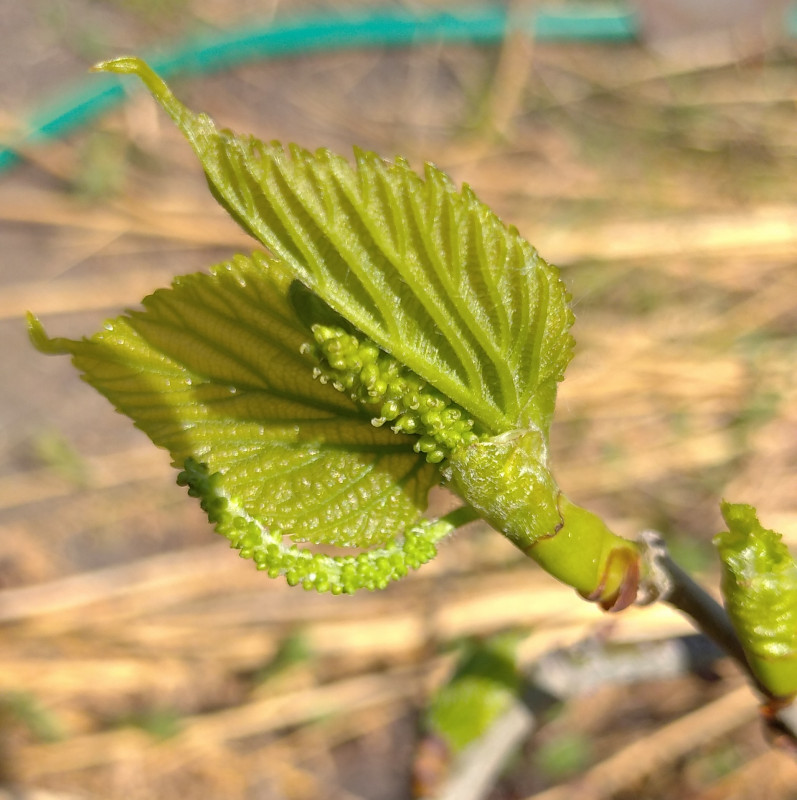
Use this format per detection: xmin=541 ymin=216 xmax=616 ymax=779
xmin=0 ymin=4 xmax=637 ymax=174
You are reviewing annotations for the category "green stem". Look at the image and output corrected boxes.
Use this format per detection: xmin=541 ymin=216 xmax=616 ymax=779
xmin=445 ymin=429 xmax=642 ymax=610
xmin=439 ymin=504 xmax=483 ymax=532
xmin=529 ymin=497 xmax=641 ymax=611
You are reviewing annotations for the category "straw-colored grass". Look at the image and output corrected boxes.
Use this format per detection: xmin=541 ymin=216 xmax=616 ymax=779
xmin=1 ymin=2 xmax=796 ymax=797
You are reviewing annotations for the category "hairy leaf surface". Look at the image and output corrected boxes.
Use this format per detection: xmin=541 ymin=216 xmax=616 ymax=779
xmin=29 ymin=253 xmax=438 ymax=549
xmin=715 ymin=502 xmax=797 ymax=697
xmin=96 ymin=57 xmax=575 ymax=434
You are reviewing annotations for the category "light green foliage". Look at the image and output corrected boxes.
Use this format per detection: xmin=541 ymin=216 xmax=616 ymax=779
xmin=30 ymin=58 xmax=644 ymax=602
xmin=427 ymin=633 xmax=522 ymax=754
xmin=715 ymin=502 xmax=797 ymax=698
xmin=28 ymin=253 xmax=451 ymax=593
xmin=31 ymin=428 xmax=88 ymax=486
xmin=121 ymin=707 xmax=184 ymax=741
xmin=254 ymin=633 xmax=312 ymax=684
xmin=94 ymin=57 xmax=575 ymax=437
xmin=178 ymin=457 xmax=444 ymax=593
xmin=0 ymin=691 xmax=64 ymax=743
xmin=74 ymin=130 xmax=128 ymax=200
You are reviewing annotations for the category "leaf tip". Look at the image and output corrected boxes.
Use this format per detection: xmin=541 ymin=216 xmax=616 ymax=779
xmin=719 ymin=498 xmax=751 ymax=527
xmin=26 ymin=313 xmax=73 ymax=356
xmin=92 ymin=56 xmax=162 ymax=94
xmin=91 ymin=56 xmax=147 ymax=75
xmin=715 ymin=500 xmax=786 ymax=563
xmin=91 ymin=56 xmax=189 ymax=128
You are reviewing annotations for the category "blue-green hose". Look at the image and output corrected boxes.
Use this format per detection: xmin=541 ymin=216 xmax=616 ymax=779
xmin=1 ymin=5 xmax=637 ymax=174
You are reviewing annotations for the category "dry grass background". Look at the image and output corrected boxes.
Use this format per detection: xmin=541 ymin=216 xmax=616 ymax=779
xmin=1 ymin=1 xmax=797 ymax=798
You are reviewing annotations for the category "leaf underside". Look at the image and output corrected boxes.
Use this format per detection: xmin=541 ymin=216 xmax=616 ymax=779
xmin=31 ymin=253 xmax=438 ymax=550
xmin=97 ymin=57 xmax=575 ymax=434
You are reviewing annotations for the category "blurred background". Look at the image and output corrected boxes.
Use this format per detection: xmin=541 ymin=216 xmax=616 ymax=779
xmin=1 ymin=1 xmax=797 ymax=798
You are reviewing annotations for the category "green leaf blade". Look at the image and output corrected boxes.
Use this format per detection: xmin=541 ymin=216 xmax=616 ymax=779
xmin=30 ymin=252 xmax=439 ymax=554
xmin=96 ymin=57 xmax=575 ymax=435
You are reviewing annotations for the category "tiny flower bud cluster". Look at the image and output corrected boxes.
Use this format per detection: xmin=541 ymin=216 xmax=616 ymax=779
xmin=304 ymin=325 xmax=479 ymax=463
xmin=177 ymin=458 xmax=440 ymax=594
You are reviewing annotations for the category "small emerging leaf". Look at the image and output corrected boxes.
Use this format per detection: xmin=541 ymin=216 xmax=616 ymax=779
xmin=715 ymin=502 xmax=797 ymax=698
xmin=426 ymin=633 xmax=523 ymax=754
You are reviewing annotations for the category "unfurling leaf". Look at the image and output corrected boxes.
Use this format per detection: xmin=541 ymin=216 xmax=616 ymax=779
xmin=30 ymin=57 xmax=643 ymax=602
xmin=427 ymin=633 xmax=523 ymax=754
xmin=28 ymin=255 xmax=450 ymax=593
xmin=715 ymin=502 xmax=797 ymax=698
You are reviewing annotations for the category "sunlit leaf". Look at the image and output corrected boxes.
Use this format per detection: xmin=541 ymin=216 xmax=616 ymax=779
xmin=30 ymin=58 xmax=645 ymax=602
xmin=29 ymin=253 xmax=449 ymax=591
xmin=95 ymin=56 xmax=575 ymax=435
xmin=715 ymin=502 xmax=797 ymax=698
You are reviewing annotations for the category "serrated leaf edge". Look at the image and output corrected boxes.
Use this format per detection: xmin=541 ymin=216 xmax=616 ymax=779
xmin=178 ymin=458 xmax=460 ymax=594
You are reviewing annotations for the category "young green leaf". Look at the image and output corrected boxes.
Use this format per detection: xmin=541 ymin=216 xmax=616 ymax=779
xmin=94 ymin=56 xmax=575 ymax=436
xmin=715 ymin=502 xmax=797 ymax=698
xmin=28 ymin=253 xmax=457 ymax=592
xmin=30 ymin=58 xmax=644 ymax=605
xmin=426 ymin=633 xmax=523 ymax=754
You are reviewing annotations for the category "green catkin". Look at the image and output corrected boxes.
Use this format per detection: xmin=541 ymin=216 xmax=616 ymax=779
xmin=177 ymin=458 xmax=443 ymax=594
xmin=304 ymin=324 xmax=481 ymax=463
